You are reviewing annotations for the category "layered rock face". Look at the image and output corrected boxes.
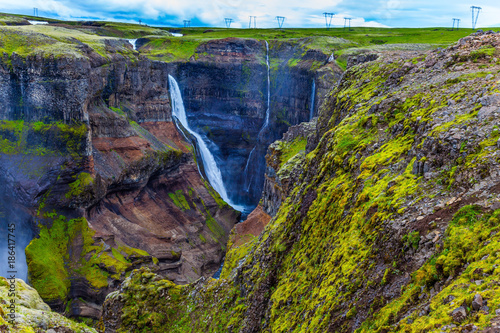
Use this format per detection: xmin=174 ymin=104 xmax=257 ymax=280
xmin=103 ymin=33 xmax=500 ymax=333
xmin=262 ymin=120 xmax=317 ymax=216
xmin=174 ymin=38 xmax=342 ymax=206
xmin=0 ymin=38 xmax=238 ymax=321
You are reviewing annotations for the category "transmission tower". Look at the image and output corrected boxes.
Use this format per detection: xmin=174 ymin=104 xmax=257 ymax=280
xmin=323 ymin=12 xmax=334 ymax=30
xmin=183 ymin=20 xmax=191 ymax=28
xmin=248 ymin=16 xmax=257 ymax=28
xmin=276 ymin=16 xmax=285 ymax=29
xmin=225 ymin=18 xmax=233 ymax=28
xmin=33 ymin=7 xmax=38 ymax=17
xmin=344 ymin=17 xmax=352 ymax=31
xmin=471 ymin=6 xmax=481 ymax=31
xmin=452 ymin=18 xmax=461 ymax=31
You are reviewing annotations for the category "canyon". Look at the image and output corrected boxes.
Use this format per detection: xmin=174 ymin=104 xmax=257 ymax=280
xmin=0 ymin=17 xmax=341 ymax=330
xmin=2 ymin=13 xmax=500 ymax=333
xmin=101 ymin=32 xmax=500 ymax=332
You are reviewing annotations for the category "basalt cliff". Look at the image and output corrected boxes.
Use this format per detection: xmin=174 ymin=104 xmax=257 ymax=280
xmin=102 ymin=31 xmax=500 ymax=333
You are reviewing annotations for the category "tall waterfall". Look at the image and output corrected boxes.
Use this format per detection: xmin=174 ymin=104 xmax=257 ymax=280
xmin=243 ymin=40 xmax=271 ymax=192
xmin=168 ymin=75 xmax=245 ymax=211
xmin=310 ymin=79 xmax=316 ymax=120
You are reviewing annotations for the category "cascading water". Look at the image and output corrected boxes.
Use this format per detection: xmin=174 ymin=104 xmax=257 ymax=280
xmin=127 ymin=39 xmax=138 ymax=50
xmin=168 ymin=75 xmax=245 ymax=212
xmin=310 ymin=79 xmax=316 ymax=120
xmin=243 ymin=40 xmax=271 ymax=192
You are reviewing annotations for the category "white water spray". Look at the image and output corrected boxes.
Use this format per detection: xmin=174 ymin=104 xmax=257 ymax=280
xmin=243 ymin=41 xmax=271 ymax=191
xmin=168 ymin=75 xmax=245 ymax=211
xmin=127 ymin=39 xmax=138 ymax=50
xmin=309 ymin=79 xmax=316 ymax=121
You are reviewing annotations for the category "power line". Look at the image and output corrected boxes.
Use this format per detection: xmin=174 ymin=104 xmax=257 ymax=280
xmin=471 ymin=6 xmax=481 ymax=31
xmin=183 ymin=20 xmax=191 ymax=28
xmin=344 ymin=17 xmax=352 ymax=31
xmin=224 ymin=18 xmax=233 ymax=28
xmin=452 ymin=18 xmax=461 ymax=31
xmin=323 ymin=12 xmax=334 ymax=30
xmin=248 ymin=16 xmax=256 ymax=29
xmin=276 ymin=16 xmax=285 ymax=29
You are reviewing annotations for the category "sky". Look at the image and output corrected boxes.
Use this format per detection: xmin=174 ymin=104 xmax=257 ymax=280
xmin=1 ymin=0 xmax=500 ymax=29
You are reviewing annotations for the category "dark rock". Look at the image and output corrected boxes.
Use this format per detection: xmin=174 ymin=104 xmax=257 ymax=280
xmin=472 ymin=293 xmax=483 ymax=311
xmin=451 ymin=306 xmax=467 ymax=323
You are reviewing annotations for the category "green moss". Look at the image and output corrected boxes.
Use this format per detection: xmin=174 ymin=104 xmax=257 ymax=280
xmin=469 ymin=47 xmax=497 ymax=61
xmin=199 ymin=234 xmax=207 ymax=243
xmin=92 ymin=34 xmax=500 ymax=333
xmin=221 ymin=234 xmax=256 ymax=279
xmin=359 ymin=206 xmax=500 ymax=332
xmin=403 ymin=231 xmax=420 ymax=250
xmin=202 ymin=178 xmax=229 ymax=209
xmin=0 ymin=120 xmax=87 ymax=157
xmin=65 ymin=172 xmax=93 ymax=199
xmin=26 ymin=210 xmax=154 ymax=304
xmin=118 ymin=244 xmax=150 ymax=257
xmin=168 ymin=190 xmax=191 ymax=211
xmin=381 ymin=268 xmax=391 ymax=285
xmin=25 ymin=214 xmax=74 ymax=301
xmin=278 ymin=136 xmax=307 ymax=168
xmin=110 ymin=106 xmax=126 ymax=116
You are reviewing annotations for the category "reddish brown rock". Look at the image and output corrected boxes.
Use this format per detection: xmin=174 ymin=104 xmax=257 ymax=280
xmin=231 ymin=205 xmax=271 ymax=248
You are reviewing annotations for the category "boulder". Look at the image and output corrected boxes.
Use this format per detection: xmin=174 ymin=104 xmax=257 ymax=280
xmin=472 ymin=293 xmax=483 ymax=311
xmin=451 ymin=306 xmax=467 ymax=323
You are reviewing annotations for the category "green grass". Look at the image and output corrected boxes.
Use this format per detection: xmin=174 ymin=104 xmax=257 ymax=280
xmin=0 ymin=12 xmax=168 ymax=38
xmin=279 ymin=137 xmax=307 ymax=168
xmin=138 ymin=26 xmax=486 ymax=63
xmin=0 ymin=10 xmax=496 ymax=64
xmin=166 ymin=27 xmax=482 ymax=45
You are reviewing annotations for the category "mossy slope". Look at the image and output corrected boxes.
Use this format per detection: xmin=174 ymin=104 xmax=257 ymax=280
xmin=102 ymin=33 xmax=500 ymax=332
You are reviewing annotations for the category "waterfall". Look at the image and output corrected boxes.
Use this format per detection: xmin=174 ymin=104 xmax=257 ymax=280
xmin=309 ymin=79 xmax=316 ymax=120
xmin=262 ymin=40 xmax=271 ymax=130
xmin=168 ymin=75 xmax=245 ymax=211
xmin=127 ymin=39 xmax=138 ymax=50
xmin=243 ymin=40 xmax=271 ymax=192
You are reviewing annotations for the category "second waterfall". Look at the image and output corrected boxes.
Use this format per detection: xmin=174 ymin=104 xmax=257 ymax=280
xmin=243 ymin=40 xmax=271 ymax=192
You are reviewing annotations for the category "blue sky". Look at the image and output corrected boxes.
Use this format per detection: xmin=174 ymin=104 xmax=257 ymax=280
xmin=1 ymin=0 xmax=499 ymax=28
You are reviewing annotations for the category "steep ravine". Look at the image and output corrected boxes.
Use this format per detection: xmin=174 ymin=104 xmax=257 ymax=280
xmin=102 ymin=32 xmax=500 ymax=333
xmin=0 ymin=25 xmax=341 ymax=330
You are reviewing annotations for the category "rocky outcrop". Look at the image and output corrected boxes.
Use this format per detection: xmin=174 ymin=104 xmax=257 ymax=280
xmin=102 ymin=32 xmax=500 ymax=333
xmin=262 ymin=120 xmax=317 ymax=216
xmin=0 ymin=277 xmax=96 ymax=332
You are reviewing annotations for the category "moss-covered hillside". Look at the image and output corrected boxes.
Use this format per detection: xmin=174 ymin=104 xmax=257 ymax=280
xmin=103 ymin=32 xmax=500 ymax=332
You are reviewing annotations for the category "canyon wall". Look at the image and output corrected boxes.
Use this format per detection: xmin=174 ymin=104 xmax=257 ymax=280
xmin=0 ymin=40 xmax=239 ymax=320
xmin=173 ymin=38 xmax=342 ymax=207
